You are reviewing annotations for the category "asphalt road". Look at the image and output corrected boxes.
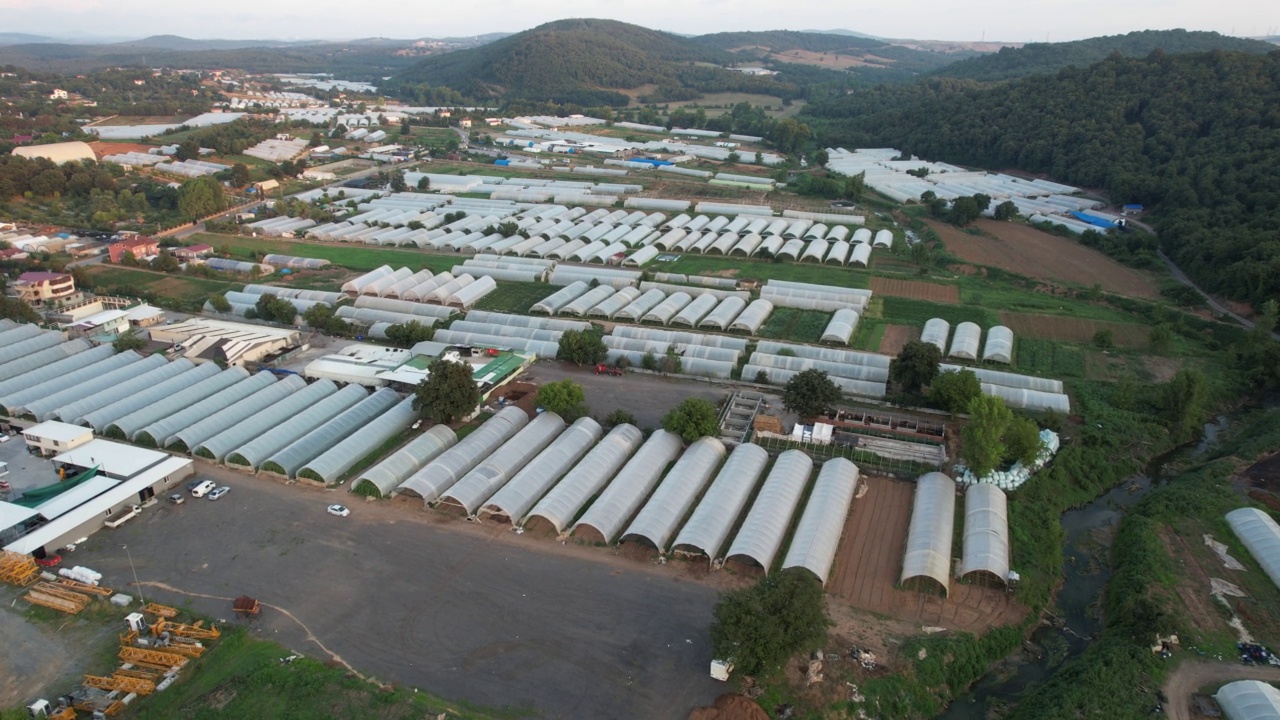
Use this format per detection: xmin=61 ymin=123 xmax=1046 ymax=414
xmin=1156 ymin=248 xmax=1279 ymax=341
xmin=70 ymin=467 xmax=725 ymax=719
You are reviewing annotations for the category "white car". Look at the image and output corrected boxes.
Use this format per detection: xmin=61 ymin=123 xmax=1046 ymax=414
xmin=326 ymin=504 xmax=350 ymax=518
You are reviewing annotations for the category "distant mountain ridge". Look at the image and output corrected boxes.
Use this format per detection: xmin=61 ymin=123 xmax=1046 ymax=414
xmin=0 ymin=32 xmax=54 ymax=46
xmin=933 ymin=28 xmax=1277 ymax=81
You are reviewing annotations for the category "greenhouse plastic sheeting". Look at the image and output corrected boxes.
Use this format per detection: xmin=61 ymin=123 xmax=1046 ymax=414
xmin=825 ymin=240 xmax=851 ymax=265
xmin=169 ymin=375 xmax=306 ymax=450
xmin=642 ymin=292 xmax=692 ymax=325
xmin=464 ymin=311 xmax=590 ymax=333
xmin=26 ymin=353 xmax=165 ymax=421
xmin=440 ymin=412 xmax=567 ymax=515
xmin=671 ymin=293 xmax=719 ymax=328
xmin=110 ymin=368 xmax=248 ymax=440
xmin=670 ymin=443 xmax=769 ymax=559
xmin=298 ymin=393 xmax=416 ymax=483
xmin=729 ymin=300 xmax=773 ymax=334
xmin=748 ymin=352 xmax=889 ymax=382
xmin=949 ymin=322 xmax=982 ymax=360
xmin=1214 ymin=680 xmax=1280 ymax=720
xmin=1226 ymin=507 xmax=1280 ymax=591
xmin=622 ymin=437 xmax=727 ymax=551
xmin=941 ymin=364 xmax=1063 ymax=393
xmin=397 ymin=405 xmax=529 ymax=503
xmin=0 ymin=332 xmax=63 ymax=366
xmin=229 ymin=384 xmax=368 ymax=470
xmin=354 ymin=424 xmax=458 ymax=498
xmin=561 ymin=285 xmax=617 ymax=317
xmin=81 ymin=363 xmax=219 ymax=432
xmin=478 ymin=417 xmax=602 ymax=522
xmin=55 ymin=359 xmax=195 ymax=424
xmin=521 ymin=423 xmax=644 ymax=532
xmin=342 ymin=265 xmax=393 ymax=294
xmin=448 ymin=321 xmax=562 ymax=342
xmin=981 ymin=383 xmax=1071 ymax=413
xmin=353 ymin=295 xmax=456 ymax=320
xmin=0 ymin=339 xmax=90 ymax=384
xmin=781 ymin=458 xmax=859 ymax=585
xmin=134 ymin=371 xmax=274 ymax=446
xmin=960 ymin=483 xmax=1010 ymax=584
xmin=821 ymin=308 xmax=859 ymax=345
xmin=611 ymin=325 xmax=748 ymax=350
xmin=531 ymin=282 xmax=589 ymax=314
xmin=0 ymin=322 xmax=42 ymax=350
xmin=194 ymin=379 xmax=340 ymax=461
xmin=698 ymin=296 xmax=746 ymax=331
xmin=0 ymin=348 xmax=135 ymax=414
xmin=982 ymin=325 xmax=1014 ymax=364
xmin=616 ymin=289 xmax=667 ymax=322
xmin=263 ymin=387 xmax=400 ymax=477
xmin=921 ymin=318 xmax=950 ymax=353
xmin=745 ymin=365 xmax=886 ymax=398
xmin=900 ymin=471 xmax=956 ymax=595
xmin=849 ymin=243 xmax=872 ymax=267
xmin=725 ymin=450 xmax=813 ymax=570
xmin=431 ymin=331 xmax=559 ymax=357
xmin=571 ymin=429 xmax=682 ymax=542
xmin=448 ymin=275 xmax=497 ymax=308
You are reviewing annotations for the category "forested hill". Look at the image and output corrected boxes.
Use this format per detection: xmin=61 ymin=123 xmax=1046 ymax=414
xmin=805 ymin=51 xmax=1280 ymax=305
xmin=933 ymin=29 xmax=1276 ymax=81
xmin=385 ymin=19 xmax=838 ymax=106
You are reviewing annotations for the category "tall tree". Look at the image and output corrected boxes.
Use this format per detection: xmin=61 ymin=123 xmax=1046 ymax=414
xmin=929 ymin=368 xmax=981 ymax=413
xmin=413 ymin=358 xmax=480 ymax=424
xmin=783 ymin=369 xmax=843 ymax=419
xmin=536 ymin=379 xmax=589 ymax=421
xmin=961 ymin=394 xmax=1013 ymax=477
xmin=661 ymin=398 xmax=720 ymax=443
xmin=889 ymin=340 xmax=941 ymax=394
xmin=710 ymin=569 xmax=832 ymax=676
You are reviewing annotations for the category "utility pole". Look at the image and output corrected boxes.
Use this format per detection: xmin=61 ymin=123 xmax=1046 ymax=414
xmin=123 ymin=544 xmax=146 ymax=607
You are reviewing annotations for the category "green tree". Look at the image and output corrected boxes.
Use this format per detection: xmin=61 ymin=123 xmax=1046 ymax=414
xmin=661 ymin=397 xmax=720 ymax=443
xmin=993 ymin=200 xmax=1018 ymax=221
xmin=709 ymin=569 xmax=831 ymax=677
xmin=112 ymin=329 xmax=147 ymax=353
xmin=657 ymin=347 xmax=682 ymax=374
xmin=1003 ymin=416 xmax=1044 ymax=467
xmin=229 ymin=163 xmax=251 ymax=188
xmin=119 ymin=250 xmax=140 ymax=267
xmin=149 ymin=248 xmax=180 ymax=272
xmin=782 ymin=369 xmax=843 ymax=419
xmin=177 ymin=176 xmax=227 ymax=219
xmin=253 ymin=294 xmax=297 ymax=324
xmin=1148 ymin=324 xmax=1174 ymax=353
xmin=929 ymin=368 xmax=982 ymax=413
xmin=889 ymin=340 xmax=942 ymax=394
xmin=301 ymin=302 xmax=334 ymax=328
xmin=175 ymin=138 xmax=200 ymax=161
xmin=1092 ymin=328 xmax=1115 ymax=349
xmin=417 ymin=176 xmax=431 ymax=191
xmin=385 ymin=320 xmax=434 ymax=348
xmin=413 ymin=358 xmax=481 ymax=424
xmin=813 ymin=149 xmax=829 ymax=167
xmin=949 ymin=196 xmax=983 ymax=226
xmin=602 ymin=408 xmax=637 ymax=428
xmin=961 ymin=394 xmax=1013 ymax=477
xmin=207 ymin=294 xmax=232 ymax=313
xmin=1162 ymin=368 xmax=1205 ymax=441
xmin=844 ymin=171 xmax=866 ymax=202
xmin=536 ymin=379 xmax=589 ymax=421
xmin=754 ymin=369 xmax=769 ymax=384
xmin=389 ymin=171 xmax=407 ymax=193
xmin=556 ymin=328 xmax=608 ymax=366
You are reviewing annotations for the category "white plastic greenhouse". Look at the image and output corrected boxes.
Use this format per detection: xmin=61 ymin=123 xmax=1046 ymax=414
xmin=109 ymin=368 xmax=249 ymax=440
xmin=698 ymin=297 xmax=746 ymax=331
xmin=571 ymin=429 xmax=683 ymax=543
xmin=478 ymin=417 xmax=603 ymax=522
xmin=587 ymin=287 xmax=642 ymax=319
xmin=81 ymin=364 xmax=220 ymax=432
xmin=781 ymin=458 xmax=860 ymax=585
xmin=982 ymin=326 xmax=1014 ymax=364
xmin=754 ymin=342 xmax=891 ymax=368
xmin=228 ymin=384 xmax=369 ymax=471
xmin=670 ymin=443 xmax=770 ymax=560
xmin=263 ymin=388 xmax=401 ymax=478
xmin=1 ymin=350 xmax=142 ymax=416
xmin=921 ymin=318 xmax=950 ymax=353
xmin=298 ymin=394 xmax=416 ymax=483
xmin=825 ymin=240 xmax=851 ymax=265
xmin=747 ymin=352 xmax=889 ymax=382
xmin=168 ymin=375 xmax=306 ymax=451
xmin=522 ymin=423 xmax=643 ymax=532
xmin=900 ymin=472 xmax=956 ymax=596
xmin=671 ymin=293 xmax=719 ymax=328
xmin=729 ymin=300 xmax=774 ymax=334
xmin=960 ymin=483 xmax=1010 ymax=585
xmin=643 ymin=292 xmax=694 ymax=324
xmin=351 ymin=424 xmax=459 ymax=497
xmin=465 ymin=311 xmax=589 ymax=333
xmin=940 ymin=364 xmax=1063 ymax=393
xmin=27 ymin=354 xmax=165 ymax=421
xmin=949 ymin=322 xmax=982 ymax=360
xmin=1214 ymin=680 xmax=1280 ymax=720
xmin=849 ymin=243 xmax=873 ymax=267
xmin=622 ymin=437 xmax=727 ymax=552
xmin=1226 ymin=507 xmax=1280 ymax=591
xmin=0 ymin=339 xmax=92 ymax=386
xmin=560 ymin=285 xmax=617 ymax=317
xmin=54 ymin=359 xmax=195 ymax=425
xmin=193 ymin=379 xmax=340 ymax=462
xmin=397 ymin=406 xmax=529 ymax=503
xmin=724 ymin=450 xmax=814 ymax=571
xmin=821 ymin=309 xmax=860 ymax=345
xmin=980 ymin=384 xmax=1071 ymax=413
xmin=439 ymin=411 xmax=567 ymax=514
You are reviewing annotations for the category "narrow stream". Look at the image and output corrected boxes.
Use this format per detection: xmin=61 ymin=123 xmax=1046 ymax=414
xmin=940 ymin=418 xmax=1226 ymax=718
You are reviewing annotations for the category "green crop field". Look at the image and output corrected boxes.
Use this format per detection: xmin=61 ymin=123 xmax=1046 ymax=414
xmin=472 ymin=282 xmax=555 ymax=314
xmin=83 ymin=266 xmax=241 ymax=310
xmin=879 ymin=296 xmax=998 ymax=328
xmin=850 ymin=320 xmax=887 ymax=351
xmin=1012 ymin=337 xmax=1087 ymax=378
xmin=192 ymin=233 xmax=459 ymax=274
xmin=757 ymin=308 xmax=831 ymax=344
xmin=661 ymin=254 xmax=871 ymax=288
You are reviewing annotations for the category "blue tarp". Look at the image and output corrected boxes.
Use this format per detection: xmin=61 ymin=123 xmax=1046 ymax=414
xmin=494 ymin=159 xmax=510 ymax=166
xmin=1069 ymin=211 xmax=1117 ymax=229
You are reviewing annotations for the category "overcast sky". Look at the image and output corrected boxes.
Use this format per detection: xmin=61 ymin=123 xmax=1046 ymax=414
xmin=3 ymin=0 xmax=1276 ymax=42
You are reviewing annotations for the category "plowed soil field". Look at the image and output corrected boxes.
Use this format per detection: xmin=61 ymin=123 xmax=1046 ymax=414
xmin=827 ymin=476 xmax=1026 ymax=633
xmin=928 ymin=219 xmax=1160 ymax=298
xmin=878 ymin=325 xmax=917 ymax=355
xmin=1000 ymin=311 xmax=1151 ymax=348
xmin=870 ymin=277 xmax=960 ymax=303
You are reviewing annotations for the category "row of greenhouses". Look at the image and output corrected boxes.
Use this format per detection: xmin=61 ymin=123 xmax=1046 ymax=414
xmin=921 ymin=319 xmax=1014 ymax=363
xmin=900 ymin=473 xmax=1012 ymax=597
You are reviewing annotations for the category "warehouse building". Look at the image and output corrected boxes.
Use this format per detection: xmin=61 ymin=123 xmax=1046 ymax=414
xmin=151 ymin=318 xmax=301 ymax=367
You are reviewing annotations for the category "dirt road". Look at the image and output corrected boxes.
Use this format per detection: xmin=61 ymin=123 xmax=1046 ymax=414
xmin=1162 ymin=659 xmax=1280 ymax=720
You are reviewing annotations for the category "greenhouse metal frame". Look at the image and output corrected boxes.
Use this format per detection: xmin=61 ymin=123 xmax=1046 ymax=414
xmin=900 ymin=471 xmax=957 ymax=596
xmin=532 ymin=282 xmax=589 ymax=314
xmin=263 ymin=387 xmax=401 ymax=477
xmin=622 ymin=437 xmax=727 ymax=551
xmin=571 ymin=429 xmax=683 ymax=543
xmin=780 ymin=458 xmax=859 ymax=584
xmin=729 ymin=300 xmax=774 ymax=334
xmin=670 ymin=443 xmax=770 ymax=560
xmin=959 ymin=483 xmax=1010 ymax=585
xmin=698 ymin=296 xmax=747 ymax=331
xmin=560 ymin=285 xmax=617 ymax=317
xmin=671 ymin=293 xmax=719 ymax=328
xmin=134 ymin=371 xmax=275 ymax=446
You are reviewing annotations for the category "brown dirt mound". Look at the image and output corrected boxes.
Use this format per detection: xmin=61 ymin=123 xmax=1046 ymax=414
xmin=687 ymin=694 xmax=769 ymax=720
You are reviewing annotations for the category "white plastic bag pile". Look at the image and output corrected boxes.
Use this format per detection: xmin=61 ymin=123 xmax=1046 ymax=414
xmin=955 ymin=429 xmax=1060 ymax=491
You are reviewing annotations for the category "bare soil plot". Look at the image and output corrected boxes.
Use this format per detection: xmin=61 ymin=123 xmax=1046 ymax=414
xmin=878 ymin=324 xmax=917 ymax=355
xmin=1000 ymin=311 xmax=1151 ymax=348
xmin=927 ymin=219 xmax=1160 ymax=299
xmin=869 ymin=277 xmax=960 ymax=303
xmin=87 ymin=140 xmax=155 ymax=158
xmin=826 ymin=477 xmax=1026 ymax=633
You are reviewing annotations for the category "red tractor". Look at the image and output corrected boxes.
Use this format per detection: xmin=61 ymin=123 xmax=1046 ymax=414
xmin=593 ymin=364 xmax=623 ymax=376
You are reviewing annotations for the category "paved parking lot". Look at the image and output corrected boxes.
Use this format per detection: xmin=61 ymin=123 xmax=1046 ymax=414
xmin=71 ymin=467 xmax=725 ymax=719
xmin=0 ymin=432 xmax=59 ymax=498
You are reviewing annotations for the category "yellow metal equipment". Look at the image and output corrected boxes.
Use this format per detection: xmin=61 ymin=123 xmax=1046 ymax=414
xmin=141 ymin=603 xmax=178 ymax=618
xmin=113 ymin=666 xmax=163 ymax=681
xmin=0 ymin=551 xmax=39 ymax=587
xmin=24 ymin=587 xmax=90 ymax=614
xmin=157 ymin=641 xmax=205 ymax=658
xmin=49 ymin=707 xmax=76 ymax=720
xmin=118 ymin=646 xmax=188 ymax=671
xmin=54 ymin=578 xmax=113 ymax=596
xmin=151 ymin=617 xmax=220 ymax=641
xmin=84 ymin=674 xmax=155 ymax=696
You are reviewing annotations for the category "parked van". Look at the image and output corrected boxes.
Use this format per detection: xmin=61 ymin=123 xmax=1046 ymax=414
xmin=190 ymin=480 xmax=216 ymax=498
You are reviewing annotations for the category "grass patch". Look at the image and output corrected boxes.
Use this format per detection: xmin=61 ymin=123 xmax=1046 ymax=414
xmin=83 ymin=265 xmax=241 ymax=311
xmin=757 ymin=308 xmax=830 ymax=344
xmin=455 ymin=411 xmax=495 ymax=440
xmin=880 ymin=296 xmax=998 ymax=327
xmin=125 ymin=628 xmax=516 ymax=720
xmin=851 ymin=320 xmax=886 ymax=351
xmin=337 ymin=430 xmax=412 ymax=485
xmin=663 ymin=254 xmax=871 ymax=287
xmin=1014 ymin=338 xmax=1087 ymax=378
xmin=192 ymin=232 xmax=460 ymax=274
xmin=472 ymin=282 xmax=554 ymax=314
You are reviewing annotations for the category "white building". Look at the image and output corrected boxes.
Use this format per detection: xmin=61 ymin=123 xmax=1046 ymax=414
xmin=22 ymin=421 xmax=94 ymax=457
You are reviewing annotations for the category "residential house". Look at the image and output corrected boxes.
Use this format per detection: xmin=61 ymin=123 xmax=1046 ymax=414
xmin=107 ymin=236 xmax=159 ymax=264
xmin=172 ymin=243 xmax=213 ymax=260
xmin=12 ymin=271 xmax=75 ymax=303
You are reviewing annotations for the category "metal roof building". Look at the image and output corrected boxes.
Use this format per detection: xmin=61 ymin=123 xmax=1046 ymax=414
xmin=780 ymin=457 xmax=858 ymax=584
xmin=670 ymin=443 xmax=769 ymax=560
xmin=53 ymin=439 xmax=169 ymax=480
xmin=900 ymin=472 xmax=957 ymax=596
xmin=522 ymin=423 xmax=643 ymax=533
xmin=572 ymin=429 xmax=683 ymax=543
xmin=960 ymin=483 xmax=1010 ymax=586
xmin=1226 ymin=507 xmax=1280 ymax=591
xmin=622 ymin=437 xmax=727 ymax=552
xmin=263 ymin=388 xmax=401 ymax=478
xmin=134 ymin=371 xmax=276 ymax=447
xmin=724 ymin=450 xmax=813 ymax=570
xmin=478 ymin=417 xmax=602 ymax=523
xmin=1214 ymin=680 xmax=1280 ymax=720
xmin=228 ymin=384 xmax=369 ymax=470
xmin=109 ymin=367 xmax=249 ymax=441
xmin=438 ymin=411 xmax=566 ymax=514
xmin=396 ymin=406 xmax=529 ymax=503
xmin=353 ymin=424 xmax=458 ymax=498
xmin=298 ymin=393 xmax=416 ymax=483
